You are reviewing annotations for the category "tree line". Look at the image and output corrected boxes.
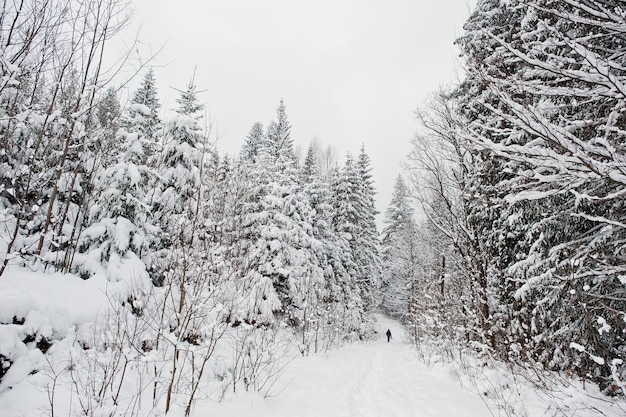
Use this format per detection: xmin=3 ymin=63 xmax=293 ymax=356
xmin=379 ymin=0 xmax=625 ymax=395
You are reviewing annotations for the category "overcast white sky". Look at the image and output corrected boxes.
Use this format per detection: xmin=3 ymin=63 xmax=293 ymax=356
xmin=127 ymin=0 xmax=477 ymax=225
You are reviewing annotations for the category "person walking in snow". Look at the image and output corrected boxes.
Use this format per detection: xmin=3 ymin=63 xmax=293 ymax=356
xmin=386 ymin=329 xmax=392 ymax=342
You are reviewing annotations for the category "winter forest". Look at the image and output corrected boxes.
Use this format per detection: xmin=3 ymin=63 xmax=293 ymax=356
xmin=0 ymin=0 xmax=625 ymax=416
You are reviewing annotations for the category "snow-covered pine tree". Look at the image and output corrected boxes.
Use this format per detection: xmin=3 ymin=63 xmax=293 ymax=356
xmin=256 ymin=100 xmax=324 ymax=328
xmin=225 ymin=101 xmax=304 ymax=328
xmin=73 ymin=137 xmax=146 ymax=282
xmin=331 ymin=150 xmax=381 ymax=316
xmin=355 ymin=147 xmax=382 ymax=310
xmin=142 ymin=76 xmax=230 ymax=414
xmin=331 ymin=155 xmax=362 ymax=272
xmin=151 ymin=76 xmax=206 ymax=261
xmin=71 ymin=76 xmax=161 ymax=284
xmin=229 ymin=134 xmax=281 ymax=326
xmin=300 ymin=144 xmax=365 ymax=349
xmin=231 ymin=101 xmax=337 ymax=340
xmin=118 ymin=69 xmax=164 ymax=281
xmin=123 ymin=69 xmax=162 ymax=144
xmin=240 ymin=121 xmax=266 ymax=164
xmin=380 ymin=175 xmax=418 ymax=322
xmin=266 ymin=99 xmax=294 ymax=170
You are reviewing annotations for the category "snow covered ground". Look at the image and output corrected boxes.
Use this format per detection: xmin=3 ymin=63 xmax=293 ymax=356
xmin=0 ymin=270 xmax=491 ymax=417
xmin=0 ymin=269 xmax=487 ymax=417
xmin=186 ymin=315 xmax=626 ymax=417
xmin=193 ymin=317 xmax=491 ymax=417
xmin=1 ymin=268 xmax=624 ymax=417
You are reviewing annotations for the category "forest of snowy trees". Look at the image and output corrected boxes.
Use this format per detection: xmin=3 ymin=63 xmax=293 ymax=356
xmin=379 ymin=0 xmax=625 ymax=396
xmin=0 ymin=0 xmax=625 ymax=415
xmin=0 ymin=0 xmax=384 ymax=413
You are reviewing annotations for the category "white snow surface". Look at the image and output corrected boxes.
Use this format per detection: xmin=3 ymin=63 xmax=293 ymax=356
xmin=1 ymin=268 xmax=624 ymax=416
xmin=0 ymin=269 xmax=113 ymax=326
xmin=193 ymin=317 xmax=491 ymax=417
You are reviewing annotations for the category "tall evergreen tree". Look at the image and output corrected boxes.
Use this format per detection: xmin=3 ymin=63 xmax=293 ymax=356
xmin=355 ymin=146 xmax=382 ymax=310
xmin=261 ymin=100 xmax=322 ymax=324
xmin=380 ymin=175 xmax=417 ymax=321
xmin=150 ymin=75 xmax=208 ymax=282
xmin=332 ymin=150 xmax=381 ymax=313
xmin=70 ymin=71 xmax=165 ymax=283
xmin=266 ymin=98 xmax=295 ymax=171
xmin=232 ymin=100 xmax=319 ymax=326
xmin=123 ymin=69 xmax=162 ymax=144
xmin=301 ymin=144 xmax=365 ymax=348
xmin=240 ymin=121 xmax=265 ymax=164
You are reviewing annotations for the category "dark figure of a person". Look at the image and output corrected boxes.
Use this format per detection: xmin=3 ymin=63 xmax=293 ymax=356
xmin=386 ymin=329 xmax=392 ymax=342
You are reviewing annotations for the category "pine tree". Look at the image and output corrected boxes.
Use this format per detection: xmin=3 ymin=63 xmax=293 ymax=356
xmin=332 ymin=150 xmax=381 ymax=313
xmin=240 ymin=121 xmax=265 ymax=164
xmin=332 ymin=154 xmax=361 ymax=255
xmin=300 ymin=144 xmax=365 ymax=349
xmin=259 ymin=100 xmax=321 ymax=324
xmin=71 ymin=72 xmax=163 ymax=281
xmin=230 ymin=100 xmax=311 ymax=325
xmin=380 ymin=175 xmax=417 ymax=322
xmin=154 ymin=76 xmax=206 ymax=242
xmin=144 ymin=74 xmax=211 ymax=289
xmin=123 ymin=69 xmax=161 ymax=144
xmin=229 ymin=154 xmax=282 ymax=325
xmin=355 ymin=147 xmax=382 ymax=310
xmin=266 ymin=98 xmax=295 ymax=171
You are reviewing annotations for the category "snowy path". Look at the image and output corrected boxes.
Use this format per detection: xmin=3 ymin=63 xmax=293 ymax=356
xmin=209 ymin=317 xmax=492 ymax=417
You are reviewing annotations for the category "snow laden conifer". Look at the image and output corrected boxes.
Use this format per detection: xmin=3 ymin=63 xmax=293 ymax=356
xmin=300 ymin=145 xmax=364 ymax=349
xmin=72 ymin=83 xmax=158 ymax=283
xmin=123 ymin=69 xmax=162 ymax=144
xmin=142 ymin=76 xmax=231 ymax=414
xmin=151 ymin=76 xmax=206 ymax=261
xmin=332 ymin=150 xmax=381 ymax=314
xmin=72 ymin=70 xmax=164 ymax=278
xmin=380 ymin=175 xmax=418 ymax=322
xmin=236 ymin=100 xmax=325 ymax=334
xmin=230 ymin=123 xmax=281 ymax=326
xmin=262 ymin=99 xmax=319 ymax=313
xmin=240 ymin=121 xmax=266 ymax=164
xmin=356 ymin=147 xmax=382 ymax=310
